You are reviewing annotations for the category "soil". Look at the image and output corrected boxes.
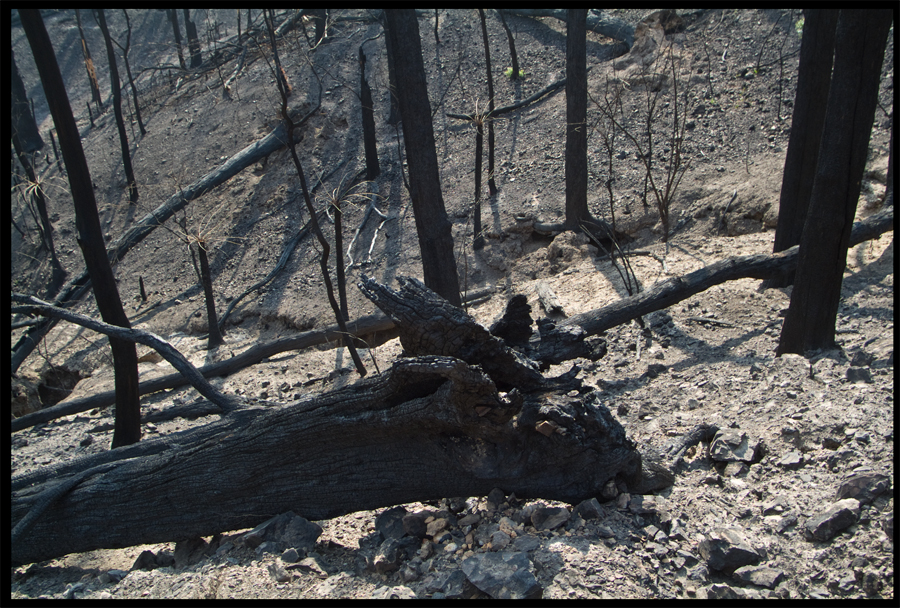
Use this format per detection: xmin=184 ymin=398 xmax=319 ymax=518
xmin=10 ymin=9 xmax=894 ymax=600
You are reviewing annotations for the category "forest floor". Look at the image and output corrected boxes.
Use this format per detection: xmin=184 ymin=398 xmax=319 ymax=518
xmin=10 ymin=9 xmax=894 ymax=599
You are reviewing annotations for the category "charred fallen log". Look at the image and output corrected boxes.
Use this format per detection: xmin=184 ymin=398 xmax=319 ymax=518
xmin=11 ymin=353 xmax=641 ymax=566
xmin=11 ymin=278 xmax=645 ymax=567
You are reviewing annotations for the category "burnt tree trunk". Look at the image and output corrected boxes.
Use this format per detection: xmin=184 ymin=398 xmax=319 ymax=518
xmin=96 ymin=9 xmax=138 ymax=204
xmin=564 ymin=9 xmax=589 ymax=230
xmin=182 ymin=9 xmax=203 ymax=69
xmin=384 ymin=9 xmax=462 ymax=306
xmin=167 ymin=9 xmax=187 ymax=71
xmin=12 ymin=277 xmax=643 ymax=567
xmin=359 ymin=47 xmax=380 ymax=180
xmin=763 ymin=9 xmax=839 ymax=289
xmin=197 ymin=241 xmax=224 ymax=349
xmin=75 ymin=9 xmax=103 ymax=110
xmin=20 ymin=9 xmax=141 ymax=448
xmin=777 ymin=10 xmax=891 ymax=355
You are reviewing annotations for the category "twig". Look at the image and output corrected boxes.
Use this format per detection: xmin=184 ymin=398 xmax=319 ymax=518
xmin=686 ymin=315 xmax=737 ymax=328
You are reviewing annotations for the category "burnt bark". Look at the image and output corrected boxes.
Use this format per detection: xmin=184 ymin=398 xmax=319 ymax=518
xmin=384 ymin=9 xmax=462 ymax=306
xmin=167 ymin=9 xmax=187 ymax=71
xmin=778 ymin=10 xmax=892 ymax=355
xmin=96 ymin=9 xmax=138 ymax=203
xmin=75 ymin=9 xmax=103 ymax=110
xmin=565 ymin=9 xmax=589 ymax=230
xmin=763 ymin=9 xmax=839 ymax=289
xmin=20 ymin=9 xmax=141 ymax=448
xmin=359 ymin=47 xmax=380 ymax=180
xmin=182 ymin=9 xmax=203 ymax=69
xmin=11 ymin=277 xmax=643 ymax=567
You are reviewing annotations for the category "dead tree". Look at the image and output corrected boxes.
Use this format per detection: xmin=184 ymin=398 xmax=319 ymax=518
xmin=112 ymin=9 xmax=146 ymax=136
xmin=12 ymin=276 xmax=645 ymax=567
xmin=20 ymin=9 xmax=141 ymax=447
xmin=182 ymin=9 xmax=203 ymax=68
xmin=95 ymin=8 xmax=138 ymax=203
xmin=75 ymin=9 xmax=103 ymax=110
xmin=167 ymin=9 xmax=187 ymax=71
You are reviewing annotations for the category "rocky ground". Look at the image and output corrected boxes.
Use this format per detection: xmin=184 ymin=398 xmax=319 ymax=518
xmin=10 ymin=9 xmax=894 ymax=600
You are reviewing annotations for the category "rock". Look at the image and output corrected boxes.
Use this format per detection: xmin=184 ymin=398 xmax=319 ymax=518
xmin=497 ymin=516 xmax=519 ymax=536
xmin=237 ymin=512 xmax=322 ymax=554
xmin=510 ymin=534 xmax=541 ymax=552
xmin=778 ymin=451 xmax=804 ymax=470
xmin=458 ymin=512 xmax=480 ymax=527
xmin=486 ymin=487 xmax=506 ymax=510
xmin=705 ymin=583 xmax=739 ymax=599
xmin=291 ymin=555 xmax=331 ymax=578
xmin=732 ymin=565 xmax=785 ymax=589
xmin=174 ymin=536 xmax=208 ymax=569
xmin=883 ymin=511 xmax=893 ymax=538
xmin=375 ymin=506 xmax=408 ymax=540
xmin=370 ymin=585 xmax=417 ymax=600
xmin=710 ymin=429 xmax=762 ymax=463
xmin=426 ymin=517 xmax=450 ymax=539
xmin=805 ymin=498 xmax=860 ymax=541
xmin=845 ymin=367 xmax=874 ymax=383
xmin=372 ymin=538 xmax=403 ymax=574
xmin=698 ymin=528 xmax=761 ymax=573
xmin=574 ymin=497 xmax=604 ymax=520
xmin=600 ymin=479 xmax=619 ymax=500
xmin=281 ymin=547 xmax=300 ymax=563
xmin=422 ymin=569 xmax=476 ymax=599
xmin=131 ymin=550 xmax=158 ymax=571
xmin=461 ymin=552 xmax=543 ymax=600
xmin=402 ymin=511 xmax=429 ymax=538
xmin=628 ymin=494 xmax=666 ymax=516
xmin=835 ymin=472 xmax=890 ymax=505
xmin=267 ymin=561 xmax=291 ymax=583
xmin=490 ymin=530 xmax=511 ymax=551
xmin=531 ymin=505 xmax=570 ymax=531
xmin=215 ymin=541 xmax=234 ymax=556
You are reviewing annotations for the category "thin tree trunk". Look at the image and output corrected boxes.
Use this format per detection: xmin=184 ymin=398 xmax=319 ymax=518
xmin=479 ymin=9 xmax=498 ymax=196
xmin=168 ymin=9 xmax=186 ymax=71
xmin=95 ymin=9 xmax=138 ymax=203
xmin=116 ymin=9 xmax=146 ymax=136
xmin=75 ymin=9 xmax=103 ymax=110
xmin=564 ymin=9 xmax=589 ymax=229
xmin=497 ymin=11 xmax=520 ymax=81
xmin=182 ymin=9 xmax=203 ymax=69
xmin=473 ymin=121 xmax=484 ymax=250
xmin=20 ymin=9 xmax=141 ymax=448
xmin=197 ymin=242 xmax=224 ymax=349
xmin=359 ymin=47 xmax=380 ymax=180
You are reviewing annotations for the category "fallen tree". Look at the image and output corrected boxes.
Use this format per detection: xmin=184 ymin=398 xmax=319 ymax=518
xmin=11 ymin=277 xmax=645 ymax=567
xmin=561 ymin=206 xmax=894 ymax=336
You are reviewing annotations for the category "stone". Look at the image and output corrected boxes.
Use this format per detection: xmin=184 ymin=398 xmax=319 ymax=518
xmin=293 ymin=556 xmax=330 ymax=578
xmin=490 ymin=530 xmax=511 ymax=551
xmin=845 ymin=367 xmax=874 ymax=384
xmin=778 ymin=451 xmax=804 ymax=470
xmin=710 ymin=430 xmax=762 ymax=463
xmin=706 ymin=583 xmax=739 ymax=599
xmin=375 ymin=506 xmax=408 ymax=540
xmin=426 ymin=517 xmax=450 ymax=539
xmin=370 ymin=585 xmax=417 ymax=600
xmin=237 ymin=511 xmax=322 ymax=554
xmin=461 ymin=552 xmax=542 ymax=600
xmin=510 ymin=534 xmax=541 ymax=552
xmin=174 ymin=536 xmax=208 ymax=569
xmin=422 ymin=570 xmax=475 ymax=599
xmin=531 ymin=506 xmax=571 ymax=531
xmin=281 ymin=548 xmax=299 ymax=563
xmin=698 ymin=528 xmax=761 ymax=573
xmin=372 ymin=538 xmax=403 ymax=574
xmin=836 ymin=472 xmax=890 ymax=505
xmin=267 ymin=561 xmax=291 ymax=583
xmin=732 ymin=565 xmax=785 ymax=589
xmin=486 ymin=487 xmax=506 ymax=510
xmin=131 ymin=550 xmax=158 ymax=571
xmin=574 ymin=497 xmax=604 ymax=519
xmin=402 ymin=511 xmax=430 ymax=538
xmin=805 ymin=499 xmax=860 ymax=541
